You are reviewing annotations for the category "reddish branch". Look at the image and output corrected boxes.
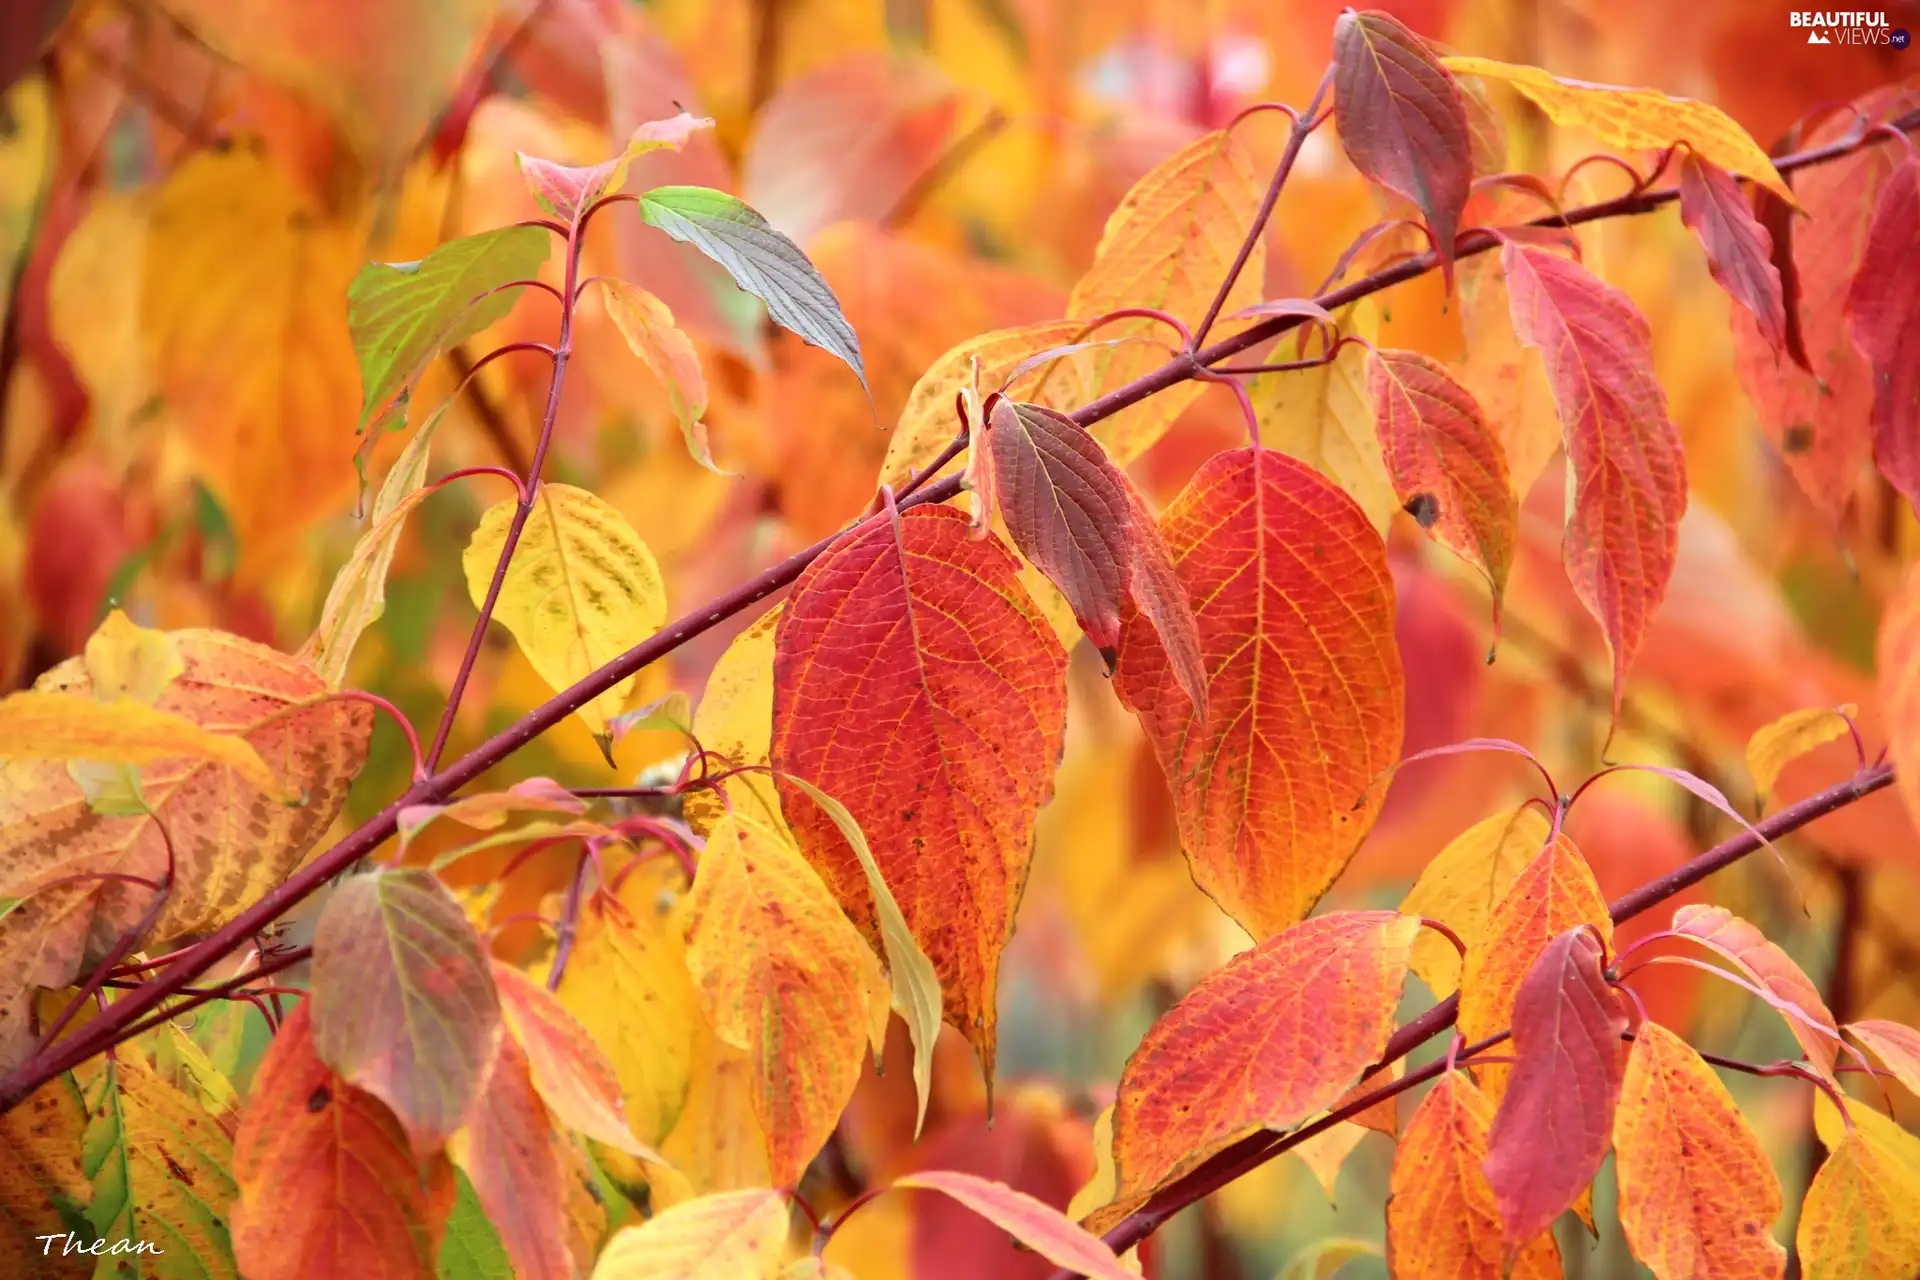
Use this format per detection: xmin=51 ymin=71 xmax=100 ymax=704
xmin=1 ymin=107 xmax=1914 ymax=1115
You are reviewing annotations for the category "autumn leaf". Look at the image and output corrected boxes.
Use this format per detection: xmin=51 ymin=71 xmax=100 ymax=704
xmin=1118 ymin=482 xmax=1206 ymax=722
xmin=1112 ymin=448 xmax=1404 ymax=939
xmin=1613 ymin=1023 xmax=1784 ymax=1278
xmin=1386 ymin=1071 xmax=1561 ymax=1278
xmin=1669 ymin=904 xmax=1838 ymax=1086
xmin=1679 ymin=153 xmax=1789 ymax=358
xmin=979 ymin=398 xmax=1135 ymax=657
xmin=1746 ymin=705 xmax=1856 ymax=811
xmin=1095 ymin=912 xmax=1420 ymax=1231
xmin=1399 ymin=806 xmax=1552 ymax=999
xmin=1457 ymin=255 xmax=1561 ymax=498
xmin=686 ymin=606 xmax=788 ymax=837
xmin=598 ymin=278 xmax=719 ymax=472
xmin=0 ymin=689 xmax=287 ymax=798
xmin=1067 ymin=129 xmax=1261 ymax=464
xmin=684 ymin=812 xmax=887 ymax=1186
xmin=458 ymin=1034 xmax=572 ymax=1280
xmin=1845 ymin=1019 xmax=1920 ymax=1097
xmin=554 ymin=861 xmax=700 ymax=1147
xmin=772 ymin=505 xmax=1066 ymax=1083
xmin=463 ymin=482 xmax=669 ymax=748
xmin=348 ymin=226 xmax=553 ymax=431
xmin=1332 ymin=10 xmax=1473 ymax=282
xmin=1882 ymin=567 xmax=1920 ymax=833
xmin=232 ymin=1003 xmax=441 ymax=1280
xmin=1484 ymin=928 xmax=1628 ymax=1245
xmin=1366 ymin=348 xmax=1516 ymax=626
xmin=1440 ymin=57 xmax=1792 ymax=200
xmin=0 ymin=1076 xmax=91 ymax=1275
xmin=310 ymin=867 xmax=504 ymax=1153
xmin=1799 ymin=1096 xmax=1920 ymax=1280
xmin=1293 ymin=1059 xmax=1401 ymax=1201
xmin=517 ymin=113 xmax=714 ymax=224
xmin=83 ymin=609 xmax=184 ymax=706
xmin=589 ymin=1188 xmax=791 ymax=1279
xmin=399 ymin=777 xmax=588 ymax=849
xmin=895 ymin=1169 xmax=1135 ymax=1280
xmin=1502 ymin=242 xmax=1687 ymax=726
xmin=492 ymin=961 xmax=657 ymax=1159
xmin=1457 ymin=834 xmax=1611 ymax=1092
xmin=633 ymin=186 xmax=867 ymax=393
xmin=1844 ymin=157 xmax=1920 ymax=513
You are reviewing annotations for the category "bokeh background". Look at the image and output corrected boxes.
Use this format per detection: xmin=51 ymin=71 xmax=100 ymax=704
xmin=2 ymin=0 xmax=1917 ymax=1274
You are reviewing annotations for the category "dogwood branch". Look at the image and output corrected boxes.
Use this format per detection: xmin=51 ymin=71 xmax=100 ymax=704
xmin=2 ymin=104 xmax=1912 ymax=1114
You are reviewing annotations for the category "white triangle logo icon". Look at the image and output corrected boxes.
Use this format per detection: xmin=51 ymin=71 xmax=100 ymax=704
xmin=1808 ymin=29 xmax=1831 ymax=42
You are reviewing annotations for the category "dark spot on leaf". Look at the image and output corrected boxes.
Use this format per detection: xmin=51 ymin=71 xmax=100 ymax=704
xmin=307 ymin=1085 xmax=331 ymax=1113
xmin=162 ymin=1150 xmax=193 ymax=1185
xmin=1403 ymin=492 xmax=1441 ymax=528
xmin=1782 ymin=424 xmax=1814 ymax=453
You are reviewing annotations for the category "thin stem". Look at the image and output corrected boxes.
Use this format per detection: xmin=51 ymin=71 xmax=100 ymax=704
xmin=325 ymin=689 xmax=429 ymax=782
xmin=424 ymin=231 xmax=587 ymax=771
xmin=546 ymin=850 xmax=595 ymax=992
xmin=1192 ymin=67 xmax=1334 ymax=348
xmin=3 ymin=111 xmax=1910 ymax=1116
xmin=428 ymin=466 xmax=528 ymax=502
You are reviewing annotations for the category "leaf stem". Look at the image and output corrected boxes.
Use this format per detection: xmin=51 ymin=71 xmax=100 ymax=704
xmin=2 ymin=109 xmax=1911 ymax=1117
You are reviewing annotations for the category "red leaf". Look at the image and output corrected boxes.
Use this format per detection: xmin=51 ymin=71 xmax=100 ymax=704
xmin=1113 ymin=448 xmax=1405 ymax=937
xmin=896 ymin=1170 xmax=1135 ymax=1280
xmin=772 ymin=505 xmax=1067 ymax=1081
xmin=1502 ymin=242 xmax=1687 ymax=726
xmin=1670 ymin=903 xmax=1838 ymax=1086
xmin=463 ymin=1035 xmax=572 ymax=1280
xmin=1331 ymin=10 xmax=1473 ymax=283
xmin=1365 ymin=349 xmax=1515 ymax=629
xmin=492 ymin=961 xmax=656 ymax=1159
xmin=1845 ymin=157 xmax=1920 ymax=514
xmin=1096 ymin=911 xmax=1420 ymax=1227
xmin=1119 ymin=482 xmax=1206 ymax=721
xmin=232 ymin=1004 xmax=439 ymax=1280
xmin=982 ymin=399 xmax=1136 ymax=657
xmin=1484 ymin=927 xmax=1628 ymax=1246
xmin=1679 ymin=153 xmax=1789 ymax=358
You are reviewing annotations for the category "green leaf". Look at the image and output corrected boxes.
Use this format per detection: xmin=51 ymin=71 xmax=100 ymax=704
xmin=347 ymin=225 xmax=552 ymax=430
xmin=634 ymin=186 xmax=867 ymax=392
xmin=437 ymin=1169 xmax=514 ymax=1280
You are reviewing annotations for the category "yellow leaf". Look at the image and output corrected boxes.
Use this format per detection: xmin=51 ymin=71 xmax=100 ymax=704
xmin=0 ymin=1077 xmax=91 ymax=1274
xmin=599 ymin=280 xmax=719 ymax=473
xmin=1279 ymin=1237 xmax=1386 ymax=1280
xmin=1441 ymin=57 xmax=1792 ymax=202
xmin=0 ymin=74 xmax=51 ymax=328
xmin=684 ymin=813 xmax=886 ymax=1186
xmin=1802 ymin=1095 xmax=1920 ymax=1279
xmin=0 ymin=691 xmax=287 ymax=800
xmin=590 ymin=1188 xmax=791 ymax=1279
xmin=1251 ymin=300 xmax=1395 ymax=532
xmin=464 ymin=482 xmax=669 ymax=746
xmin=1746 ymin=705 xmax=1857 ymax=810
xmin=555 ymin=859 xmax=698 ymax=1147
xmin=48 ymin=190 xmax=155 ymax=457
xmin=648 ymin=1022 xmax=773 ymax=1210
xmin=1399 ymin=806 xmax=1552 ymax=998
xmin=83 ymin=610 xmax=185 ymax=706
xmin=139 ymin=148 xmax=362 ymax=562
xmin=1067 ymin=129 xmax=1263 ymax=464
xmin=686 ymin=606 xmax=788 ymax=838
xmin=1457 ymin=255 xmax=1560 ymax=498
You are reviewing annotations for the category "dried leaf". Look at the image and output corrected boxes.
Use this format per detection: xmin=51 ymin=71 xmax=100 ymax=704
xmin=1400 ymin=806 xmax=1552 ymax=999
xmin=462 ymin=483 xmax=668 ymax=747
xmin=1113 ymin=448 xmax=1404 ymax=938
xmin=896 ymin=1169 xmax=1134 ymax=1280
xmin=1484 ymin=928 xmax=1628 ymax=1245
xmin=310 ymin=868 xmax=504 ymax=1153
xmin=772 ymin=505 xmax=1066 ymax=1084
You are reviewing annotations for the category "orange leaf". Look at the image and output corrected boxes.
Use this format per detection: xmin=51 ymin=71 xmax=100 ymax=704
xmin=599 ymin=278 xmax=719 ymax=472
xmin=461 ymin=1033 xmax=572 ymax=1280
xmin=399 ymin=778 xmax=588 ymax=849
xmin=1439 ymin=57 xmax=1792 ymax=201
xmin=684 ymin=812 xmax=887 ymax=1186
xmin=1387 ymin=1071 xmax=1561 ymax=1278
xmin=981 ymin=399 xmax=1135 ymax=656
xmin=0 ymin=1077 xmax=91 ymax=1276
xmin=1679 ymin=153 xmax=1789 ymax=358
xmin=232 ymin=1003 xmax=438 ymax=1280
xmin=773 ymin=504 xmax=1066 ymax=1083
xmin=1844 ymin=158 xmax=1920 ymax=513
xmin=1613 ymin=1023 xmax=1784 ymax=1278
xmin=1669 ymin=904 xmax=1838 ymax=1087
xmin=1332 ymin=11 xmax=1473 ymax=282
xmin=1099 ymin=911 xmax=1419 ymax=1228
xmin=1400 ymin=806 xmax=1552 ymax=1000
xmin=1456 ymin=255 xmax=1560 ymax=498
xmin=1457 ymin=834 xmax=1611 ymax=1090
xmin=1118 ymin=482 xmax=1206 ymax=722
xmin=1502 ymin=242 xmax=1687 ymax=726
xmin=1366 ymin=349 xmax=1516 ymax=628
xmin=1847 ymin=1019 xmax=1920 ymax=1097
xmin=1112 ymin=448 xmax=1405 ymax=938
xmin=895 ymin=1169 xmax=1135 ymax=1280
xmin=1882 ymin=566 xmax=1920 ymax=836
xmin=1798 ymin=1100 xmax=1920 ymax=1280
xmin=492 ymin=962 xmax=657 ymax=1159
xmin=1067 ymin=130 xmax=1261 ymax=464
xmin=0 ymin=690 xmax=288 ymax=798
xmin=310 ymin=868 xmax=504 ymax=1154
xmin=1484 ymin=928 xmax=1628 ymax=1245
